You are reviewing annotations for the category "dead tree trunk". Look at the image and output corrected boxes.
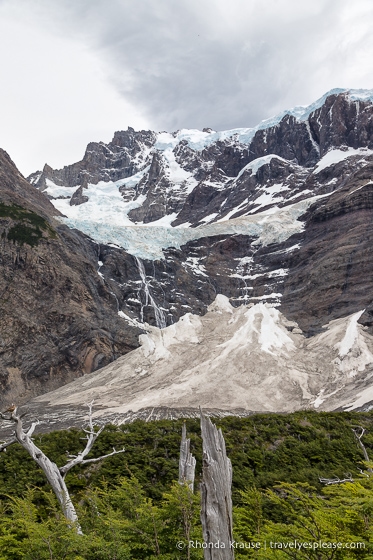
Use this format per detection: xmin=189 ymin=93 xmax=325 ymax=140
xmin=1 ymin=402 xmax=125 ymax=534
xmin=352 ymin=427 xmax=373 ymax=473
xmin=13 ymin=414 xmax=83 ymax=532
xmin=179 ymin=423 xmax=196 ymax=492
xmin=200 ymin=411 xmax=234 ymax=560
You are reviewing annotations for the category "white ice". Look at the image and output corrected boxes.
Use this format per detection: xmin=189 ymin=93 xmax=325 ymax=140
xmin=45 ymin=179 xmax=80 ymax=198
xmin=236 ymin=155 xmax=289 ymax=179
xmin=336 ymin=310 xmax=365 ymax=357
xmin=57 ymin=195 xmax=324 ymax=260
xmin=313 ymin=148 xmax=373 ymax=174
xmin=218 ymin=303 xmax=295 ymax=358
xmin=160 ymin=147 xmax=197 ymax=193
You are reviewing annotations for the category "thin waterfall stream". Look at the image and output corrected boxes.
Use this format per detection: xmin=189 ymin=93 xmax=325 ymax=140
xmin=135 ymin=256 xmax=167 ymax=329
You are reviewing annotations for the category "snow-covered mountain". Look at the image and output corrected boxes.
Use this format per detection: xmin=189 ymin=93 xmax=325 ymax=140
xmin=28 ymin=88 xmax=373 ymax=334
xmin=2 ymin=87 xmax=373 ymax=418
xmin=30 ymin=88 xmax=373 ymax=233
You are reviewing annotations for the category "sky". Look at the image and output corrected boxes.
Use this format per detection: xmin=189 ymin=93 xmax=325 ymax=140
xmin=1 ymin=0 xmax=373 ymax=176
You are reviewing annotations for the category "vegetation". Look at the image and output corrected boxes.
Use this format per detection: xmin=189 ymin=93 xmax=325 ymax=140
xmin=1 ymin=411 xmax=373 ymax=558
xmin=0 ymin=202 xmax=56 ymax=247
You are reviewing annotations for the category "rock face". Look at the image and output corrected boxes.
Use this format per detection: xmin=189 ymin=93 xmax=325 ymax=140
xmin=28 ymin=129 xmax=157 ymax=190
xmin=3 ymin=86 xmax=372 ymax=418
xmin=282 ymin=165 xmax=373 ymax=335
xmin=0 ymin=149 xmax=57 ymax=217
xmin=70 ymin=185 xmax=89 ymax=206
xmin=0 ymin=150 xmax=141 ymax=408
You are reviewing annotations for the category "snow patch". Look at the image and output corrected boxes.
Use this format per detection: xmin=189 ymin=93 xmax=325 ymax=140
xmin=313 ymin=148 xmax=373 ymax=173
xmin=335 ymin=310 xmax=365 ymax=357
xmin=139 ymin=312 xmax=203 ymax=362
xmin=207 ymin=294 xmax=234 ymax=314
xmin=237 ymin=155 xmax=289 ymax=179
xmin=251 ymin=293 xmax=283 ymax=300
xmin=184 ymin=257 xmax=208 ymax=277
xmin=161 ymin=147 xmax=197 ymax=193
xmin=198 ymin=212 xmax=219 ymax=224
xmin=284 ymin=243 xmax=301 ymax=252
xmin=118 ymin=310 xmax=144 ymax=329
xmin=344 ymin=386 xmax=373 ymax=411
xmin=219 ymin=303 xmax=295 ymax=357
xmin=44 ymin=180 xmax=79 ymax=198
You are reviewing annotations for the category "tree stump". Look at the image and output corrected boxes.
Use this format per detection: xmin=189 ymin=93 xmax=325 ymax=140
xmin=200 ymin=411 xmax=234 ymax=559
xmin=179 ymin=422 xmax=196 ymax=492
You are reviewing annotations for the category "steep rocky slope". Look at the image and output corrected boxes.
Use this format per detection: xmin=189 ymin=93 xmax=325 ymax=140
xmin=0 ymin=150 xmax=140 ymax=408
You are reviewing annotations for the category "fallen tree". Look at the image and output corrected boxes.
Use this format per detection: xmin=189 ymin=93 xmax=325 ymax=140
xmin=320 ymin=426 xmax=373 ymax=485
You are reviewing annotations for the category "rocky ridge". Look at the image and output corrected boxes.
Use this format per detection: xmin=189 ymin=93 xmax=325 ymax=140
xmin=27 ymin=90 xmax=373 ymax=336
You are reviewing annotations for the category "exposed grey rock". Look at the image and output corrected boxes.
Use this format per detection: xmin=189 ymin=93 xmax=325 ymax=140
xmin=29 ymin=128 xmax=157 ymax=190
xmin=70 ymin=185 xmax=89 ymax=206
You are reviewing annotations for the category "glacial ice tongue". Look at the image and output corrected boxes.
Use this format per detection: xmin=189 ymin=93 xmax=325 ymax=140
xmin=56 ymin=191 xmax=322 ymax=260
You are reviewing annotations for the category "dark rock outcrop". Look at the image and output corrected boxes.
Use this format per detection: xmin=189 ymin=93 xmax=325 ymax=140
xmin=281 ymin=164 xmax=373 ymax=335
xmin=29 ymin=128 xmax=157 ymax=190
xmin=70 ymin=185 xmax=89 ymax=206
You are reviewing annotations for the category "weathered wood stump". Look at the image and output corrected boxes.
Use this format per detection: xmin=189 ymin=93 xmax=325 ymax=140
xmin=179 ymin=422 xmax=196 ymax=491
xmin=200 ymin=411 xmax=234 ymax=559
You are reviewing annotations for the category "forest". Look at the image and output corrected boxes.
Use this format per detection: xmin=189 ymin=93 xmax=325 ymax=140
xmin=1 ymin=410 xmax=373 ymax=559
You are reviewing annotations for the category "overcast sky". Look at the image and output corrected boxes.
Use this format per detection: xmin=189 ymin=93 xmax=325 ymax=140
xmin=1 ymin=0 xmax=373 ymax=176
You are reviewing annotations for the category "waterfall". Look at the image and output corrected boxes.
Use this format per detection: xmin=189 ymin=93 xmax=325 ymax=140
xmin=135 ymin=256 xmax=167 ymax=329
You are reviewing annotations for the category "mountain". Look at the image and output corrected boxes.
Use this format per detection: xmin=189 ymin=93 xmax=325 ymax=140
xmin=2 ymin=87 xmax=373 ymax=420
xmin=28 ymin=88 xmax=373 ymax=335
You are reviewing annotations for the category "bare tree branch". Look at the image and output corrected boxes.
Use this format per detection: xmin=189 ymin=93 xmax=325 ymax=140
xmin=319 ymin=475 xmax=354 ymax=485
xmin=26 ymin=421 xmax=39 ymax=438
xmin=59 ymin=401 xmax=125 ymax=476
xmin=352 ymin=426 xmax=373 ymax=473
xmin=0 ymin=438 xmax=17 ymax=452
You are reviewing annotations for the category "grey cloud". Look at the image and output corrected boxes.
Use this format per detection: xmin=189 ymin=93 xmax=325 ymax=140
xmin=8 ymin=0 xmax=373 ymax=133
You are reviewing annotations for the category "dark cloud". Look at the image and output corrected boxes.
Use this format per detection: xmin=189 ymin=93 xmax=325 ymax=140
xmin=1 ymin=0 xmax=373 ymax=173
xmin=43 ymin=0 xmax=373 ymax=130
